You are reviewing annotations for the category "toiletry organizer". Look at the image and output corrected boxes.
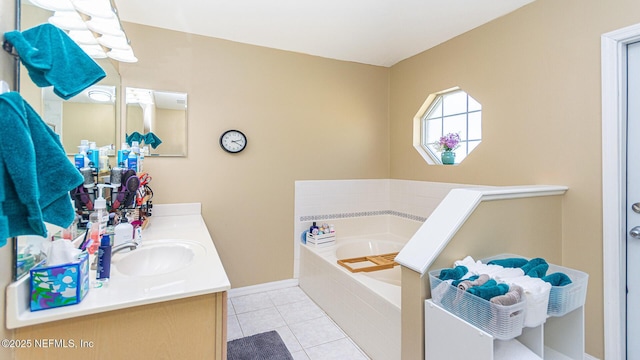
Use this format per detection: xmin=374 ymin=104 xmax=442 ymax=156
xmin=29 ymin=253 xmax=90 ymax=311
xmin=428 ymin=269 xmax=526 ymax=340
xmin=306 ymin=232 xmax=336 ymax=247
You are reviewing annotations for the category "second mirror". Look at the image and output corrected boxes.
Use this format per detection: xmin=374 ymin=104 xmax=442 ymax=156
xmin=125 ymin=87 xmax=188 ymax=157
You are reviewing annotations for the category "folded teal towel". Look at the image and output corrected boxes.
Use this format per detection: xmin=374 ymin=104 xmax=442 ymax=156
xmin=521 ymin=258 xmax=547 ymax=273
xmin=542 ymin=272 xmax=572 ymax=286
xmin=4 ymin=24 xmax=106 ymax=100
xmin=467 ymin=281 xmax=510 ymax=301
xmin=126 ymin=132 xmax=163 ymax=149
xmin=439 ymin=266 xmax=468 ymax=281
xmin=0 ymin=92 xmax=83 ymax=240
xmin=526 ymin=263 xmax=549 ymax=278
xmin=487 ymin=257 xmax=529 ymax=268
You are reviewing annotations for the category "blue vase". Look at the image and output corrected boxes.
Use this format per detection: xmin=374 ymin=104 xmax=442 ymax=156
xmin=441 ymin=150 xmax=455 ymax=165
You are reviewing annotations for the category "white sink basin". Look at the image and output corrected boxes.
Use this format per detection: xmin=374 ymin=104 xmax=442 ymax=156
xmin=114 ymin=241 xmax=205 ymax=277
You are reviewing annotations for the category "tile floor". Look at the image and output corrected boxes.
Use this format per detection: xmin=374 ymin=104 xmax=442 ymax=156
xmin=227 ymin=286 xmax=371 ymax=360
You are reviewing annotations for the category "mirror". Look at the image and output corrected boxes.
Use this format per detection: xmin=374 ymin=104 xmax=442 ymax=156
xmin=13 ymin=1 xmax=121 ymax=280
xmin=125 ymin=87 xmax=188 ymax=157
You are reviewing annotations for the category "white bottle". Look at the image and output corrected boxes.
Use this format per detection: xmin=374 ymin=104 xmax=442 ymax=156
xmin=94 ymin=185 xmax=110 ymax=238
xmin=113 ymin=216 xmax=134 ymax=247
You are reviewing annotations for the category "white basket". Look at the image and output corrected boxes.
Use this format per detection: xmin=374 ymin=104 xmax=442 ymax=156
xmin=546 ymin=264 xmax=588 ymax=317
xmin=482 ymin=254 xmax=588 ymax=318
xmin=429 ymin=270 xmax=526 ymax=340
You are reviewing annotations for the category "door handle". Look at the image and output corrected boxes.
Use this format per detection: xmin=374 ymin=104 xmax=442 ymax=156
xmin=631 ymin=226 xmax=640 ymax=239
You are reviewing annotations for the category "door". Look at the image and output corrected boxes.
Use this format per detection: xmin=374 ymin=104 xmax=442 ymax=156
xmin=627 ymin=40 xmax=640 ymax=359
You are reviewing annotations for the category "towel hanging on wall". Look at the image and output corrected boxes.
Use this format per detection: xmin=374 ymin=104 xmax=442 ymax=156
xmin=0 ymin=92 xmax=83 ymax=244
xmin=4 ymin=23 xmax=106 ymax=100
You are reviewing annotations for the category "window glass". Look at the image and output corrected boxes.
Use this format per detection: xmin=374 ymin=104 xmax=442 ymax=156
xmin=417 ymin=89 xmax=482 ymax=165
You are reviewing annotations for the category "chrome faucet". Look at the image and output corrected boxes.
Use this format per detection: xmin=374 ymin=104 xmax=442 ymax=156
xmin=91 ymin=241 xmax=139 ymax=270
xmin=112 ymin=241 xmax=139 ymax=255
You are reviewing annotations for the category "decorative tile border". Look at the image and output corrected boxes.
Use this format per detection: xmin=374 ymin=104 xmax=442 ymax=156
xmin=300 ymin=210 xmax=426 ymax=223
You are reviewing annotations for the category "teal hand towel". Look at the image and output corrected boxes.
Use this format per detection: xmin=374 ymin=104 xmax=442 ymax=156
xmin=439 ymin=265 xmax=468 ymax=281
xmin=4 ymin=24 xmax=106 ymax=100
xmin=143 ymin=132 xmax=163 ymax=149
xmin=542 ymin=272 xmax=572 ymax=286
xmin=126 ymin=132 xmax=144 ymax=145
xmin=126 ymin=132 xmax=163 ymax=149
xmin=0 ymin=92 xmax=83 ymax=239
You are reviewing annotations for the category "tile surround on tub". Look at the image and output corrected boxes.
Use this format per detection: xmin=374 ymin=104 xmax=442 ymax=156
xmin=300 ymin=210 xmax=427 ymax=223
xmin=293 ymin=179 xmax=477 ymax=278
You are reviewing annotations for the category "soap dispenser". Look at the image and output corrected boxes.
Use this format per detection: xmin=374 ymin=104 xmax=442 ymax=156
xmin=88 ymin=184 xmax=110 ymax=254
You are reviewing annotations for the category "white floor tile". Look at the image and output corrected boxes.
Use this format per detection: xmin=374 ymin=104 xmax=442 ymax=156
xmin=277 ymin=298 xmax=325 ymax=325
xmin=227 ymin=315 xmax=243 ymax=340
xmin=228 ymin=286 xmax=370 ymax=360
xmin=291 ymin=350 xmax=311 ymax=360
xmin=236 ymin=307 xmax=287 ymax=336
xmin=274 ymin=325 xmax=303 ymax=353
xmin=305 ymin=338 xmax=370 ymax=360
xmin=268 ymin=286 xmax=312 ymax=306
xmin=231 ymin=292 xmax=274 ymax=314
xmin=289 ymin=316 xmax=346 ymax=349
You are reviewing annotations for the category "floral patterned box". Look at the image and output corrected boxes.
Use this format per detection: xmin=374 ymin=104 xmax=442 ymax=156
xmin=29 ymin=253 xmax=90 ymax=311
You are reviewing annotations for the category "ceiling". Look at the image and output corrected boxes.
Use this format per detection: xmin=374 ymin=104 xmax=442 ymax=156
xmin=117 ymin=0 xmax=534 ymax=67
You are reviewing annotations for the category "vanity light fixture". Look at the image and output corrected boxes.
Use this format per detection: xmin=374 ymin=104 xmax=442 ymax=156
xmin=28 ymin=0 xmax=138 ymax=63
xmin=88 ymin=90 xmax=112 ymax=102
xmin=29 ymin=0 xmax=75 ymax=12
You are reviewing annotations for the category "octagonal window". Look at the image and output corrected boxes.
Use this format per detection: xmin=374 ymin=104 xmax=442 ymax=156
xmin=413 ymin=88 xmax=482 ymax=165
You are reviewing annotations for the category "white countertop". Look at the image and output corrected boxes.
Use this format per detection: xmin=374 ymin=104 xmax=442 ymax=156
xmin=6 ymin=203 xmax=231 ymax=329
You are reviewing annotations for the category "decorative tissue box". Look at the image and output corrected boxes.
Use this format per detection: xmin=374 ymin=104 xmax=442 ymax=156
xmin=29 ymin=253 xmax=90 ymax=311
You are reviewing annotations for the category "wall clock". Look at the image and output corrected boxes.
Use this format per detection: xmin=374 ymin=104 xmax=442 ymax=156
xmin=219 ymin=129 xmax=247 ymax=153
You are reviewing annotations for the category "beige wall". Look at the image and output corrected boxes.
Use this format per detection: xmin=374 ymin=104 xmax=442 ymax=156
xmin=119 ymin=23 xmax=390 ymax=287
xmin=62 ymin=102 xmax=116 ymax=151
xmin=389 ymin=0 xmax=640 ymax=357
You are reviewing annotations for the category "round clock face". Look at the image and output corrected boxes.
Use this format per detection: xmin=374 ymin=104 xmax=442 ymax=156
xmin=220 ymin=130 xmax=247 ymax=153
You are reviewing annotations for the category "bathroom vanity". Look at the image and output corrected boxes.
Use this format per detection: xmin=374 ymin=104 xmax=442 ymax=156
xmin=5 ymin=203 xmax=230 ymax=360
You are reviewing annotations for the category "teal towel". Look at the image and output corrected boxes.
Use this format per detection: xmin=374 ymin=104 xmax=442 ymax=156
xmin=487 ymin=257 xmax=529 ymax=268
xmin=526 ymin=263 xmax=549 ymax=278
xmin=4 ymin=24 xmax=106 ymax=100
xmin=126 ymin=132 xmax=163 ymax=149
xmin=0 ymin=92 xmax=83 ymax=241
xmin=542 ymin=272 xmax=572 ymax=286
xmin=521 ymin=258 xmax=547 ymax=273
xmin=126 ymin=132 xmax=144 ymax=145
xmin=467 ymin=281 xmax=510 ymax=301
xmin=439 ymin=266 xmax=468 ymax=281
xmin=144 ymin=132 xmax=163 ymax=149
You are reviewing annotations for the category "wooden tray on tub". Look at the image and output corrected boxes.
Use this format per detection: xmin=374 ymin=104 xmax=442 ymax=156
xmin=337 ymin=252 xmax=399 ymax=273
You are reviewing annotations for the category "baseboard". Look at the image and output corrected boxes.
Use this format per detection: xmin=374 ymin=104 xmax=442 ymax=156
xmin=584 ymin=353 xmax=599 ymax=360
xmin=228 ymin=278 xmax=299 ymax=298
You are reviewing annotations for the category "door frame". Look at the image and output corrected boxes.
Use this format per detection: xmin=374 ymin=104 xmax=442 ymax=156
xmin=602 ymin=22 xmax=640 ymax=360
